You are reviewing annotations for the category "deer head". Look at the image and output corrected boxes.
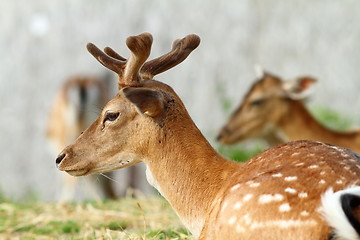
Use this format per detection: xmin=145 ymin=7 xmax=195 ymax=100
xmin=55 ymin=33 xmax=200 ymax=176
xmin=217 ymin=71 xmax=317 ymax=145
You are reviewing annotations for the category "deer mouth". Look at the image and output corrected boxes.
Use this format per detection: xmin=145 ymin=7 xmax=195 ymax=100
xmin=65 ymin=169 xmax=90 ymax=176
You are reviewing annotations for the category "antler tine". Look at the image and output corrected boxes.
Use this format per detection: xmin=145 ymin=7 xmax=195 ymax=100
xmin=122 ymin=32 xmax=153 ymax=86
xmin=140 ymin=34 xmax=201 ymax=80
xmin=87 ymin=43 xmax=126 ymax=75
xmin=104 ymin=47 xmax=127 ymax=61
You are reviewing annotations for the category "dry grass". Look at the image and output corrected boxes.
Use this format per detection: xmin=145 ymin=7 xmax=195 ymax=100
xmin=0 ymin=196 xmax=194 ymax=240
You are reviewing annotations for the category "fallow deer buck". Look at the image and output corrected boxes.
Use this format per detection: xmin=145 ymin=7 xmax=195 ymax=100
xmin=217 ymin=71 xmax=360 ymax=154
xmin=47 ymin=76 xmax=119 ymax=200
xmin=55 ymin=33 xmax=360 ymax=239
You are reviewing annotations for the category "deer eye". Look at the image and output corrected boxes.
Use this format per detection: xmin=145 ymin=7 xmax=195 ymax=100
xmin=250 ymin=99 xmax=264 ymax=106
xmin=103 ymin=112 xmax=120 ymax=123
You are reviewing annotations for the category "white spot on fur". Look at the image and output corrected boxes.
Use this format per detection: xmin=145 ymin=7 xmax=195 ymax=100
xmin=249 ymin=219 xmax=317 ymax=230
xmin=285 ymin=187 xmax=297 ymax=194
xmin=336 ymin=180 xmax=343 ymax=185
xmin=320 ymin=171 xmax=326 ymax=175
xmin=230 ymin=184 xmax=241 ymax=192
xmin=279 ymin=203 xmax=291 ymax=212
xmin=248 ymin=182 xmax=260 ymax=188
xmin=319 ymin=179 xmax=326 ymax=184
xmin=236 ymin=224 xmax=246 ymax=233
xmin=272 ymin=173 xmax=283 ymax=177
xmin=284 ymin=176 xmax=298 ymax=181
xmin=256 ymin=171 xmax=266 ymax=177
xmin=234 ymin=202 xmax=242 ymax=210
xmin=243 ymin=194 xmax=253 ymax=202
xmin=295 ymin=162 xmax=305 ymax=166
xmin=309 ymin=165 xmax=319 ymax=169
xmin=228 ymin=216 xmax=237 ymax=225
xmin=291 ymin=152 xmax=300 ymax=157
xmin=298 ymin=192 xmax=308 ymax=198
xmin=300 ymin=211 xmax=310 ymax=217
xmin=258 ymin=194 xmax=284 ymax=204
xmin=243 ymin=214 xmax=252 ymax=225
xmin=321 ymin=186 xmax=360 ymax=240
xmin=344 ymin=166 xmax=351 ymax=171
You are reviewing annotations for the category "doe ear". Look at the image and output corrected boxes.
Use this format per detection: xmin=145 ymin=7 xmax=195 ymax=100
xmin=282 ymin=76 xmax=317 ymax=100
xmin=121 ymin=87 xmax=164 ymax=117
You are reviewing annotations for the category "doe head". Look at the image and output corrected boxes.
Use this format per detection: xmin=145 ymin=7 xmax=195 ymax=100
xmin=217 ymin=71 xmax=316 ymax=144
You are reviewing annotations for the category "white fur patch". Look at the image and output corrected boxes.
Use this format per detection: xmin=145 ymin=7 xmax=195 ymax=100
xmin=300 ymin=211 xmax=310 ymax=217
xmin=246 ymin=181 xmax=260 ymax=188
xmin=228 ymin=216 xmax=237 ymax=225
xmin=145 ymin=166 xmax=163 ymax=195
xmin=298 ymin=192 xmax=308 ymax=198
xmin=258 ymin=194 xmax=284 ymax=204
xmin=234 ymin=202 xmax=242 ymax=210
xmin=145 ymin=166 xmax=203 ymax=238
xmin=321 ymin=186 xmax=360 ymax=240
xmin=249 ymin=219 xmax=317 ymax=230
xmin=243 ymin=194 xmax=253 ymax=202
xmin=279 ymin=203 xmax=291 ymax=212
xmin=284 ymin=187 xmax=297 ymax=194
xmin=284 ymin=176 xmax=298 ymax=181
xmin=272 ymin=173 xmax=283 ymax=178
xmin=230 ymin=184 xmax=241 ymax=192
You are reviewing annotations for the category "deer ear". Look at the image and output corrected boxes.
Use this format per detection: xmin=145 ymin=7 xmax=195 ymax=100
xmin=282 ymin=77 xmax=317 ymax=100
xmin=121 ymin=87 xmax=164 ymax=117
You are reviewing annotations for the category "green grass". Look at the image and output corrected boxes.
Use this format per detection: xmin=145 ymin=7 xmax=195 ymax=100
xmin=310 ymin=105 xmax=354 ymax=131
xmin=0 ymin=197 xmax=193 ymax=240
xmin=217 ymin=144 xmax=263 ymax=162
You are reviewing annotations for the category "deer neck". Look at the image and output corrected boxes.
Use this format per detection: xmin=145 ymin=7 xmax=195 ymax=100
xmin=143 ymin=114 xmax=239 ymax=237
xmin=278 ymin=101 xmax=360 ymax=152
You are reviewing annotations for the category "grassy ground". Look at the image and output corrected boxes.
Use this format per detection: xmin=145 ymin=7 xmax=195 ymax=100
xmin=0 ymin=196 xmax=193 ymax=240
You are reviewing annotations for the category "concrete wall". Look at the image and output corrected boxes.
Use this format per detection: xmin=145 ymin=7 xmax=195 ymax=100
xmin=1 ymin=0 xmax=360 ymax=200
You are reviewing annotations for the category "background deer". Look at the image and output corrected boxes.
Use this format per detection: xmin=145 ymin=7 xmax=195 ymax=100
xmin=55 ymin=33 xmax=360 ymax=239
xmin=217 ymin=71 xmax=360 ymax=154
xmin=47 ymin=75 xmax=147 ymax=200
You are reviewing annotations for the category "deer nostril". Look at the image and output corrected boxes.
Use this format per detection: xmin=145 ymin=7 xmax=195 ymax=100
xmin=56 ymin=153 xmax=66 ymax=165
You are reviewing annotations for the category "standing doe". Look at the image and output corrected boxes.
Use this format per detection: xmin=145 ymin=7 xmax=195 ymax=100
xmin=55 ymin=33 xmax=360 ymax=239
xmin=217 ymin=71 xmax=360 ymax=154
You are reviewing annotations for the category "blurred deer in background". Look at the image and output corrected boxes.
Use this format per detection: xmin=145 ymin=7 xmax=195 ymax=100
xmin=46 ymin=75 xmax=115 ymax=200
xmin=55 ymin=33 xmax=360 ymax=239
xmin=47 ymin=75 xmax=145 ymax=201
xmin=217 ymin=71 xmax=360 ymax=153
